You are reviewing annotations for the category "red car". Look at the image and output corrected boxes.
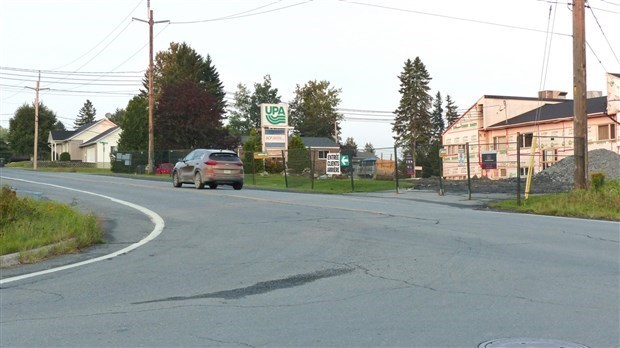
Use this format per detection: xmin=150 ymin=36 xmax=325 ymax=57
xmin=155 ymin=162 xmax=174 ymax=175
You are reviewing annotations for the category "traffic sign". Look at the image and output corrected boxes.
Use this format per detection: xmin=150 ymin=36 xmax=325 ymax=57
xmin=340 ymin=155 xmax=350 ymax=166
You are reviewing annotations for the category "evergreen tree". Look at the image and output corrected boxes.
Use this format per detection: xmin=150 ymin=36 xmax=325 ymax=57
xmin=445 ymin=94 xmax=460 ymax=128
xmin=289 ymin=80 xmax=342 ymax=139
xmin=242 ymin=128 xmax=264 ymax=173
xmin=391 ymin=57 xmax=433 ymax=151
xmin=431 ymin=91 xmax=445 ymax=142
xmin=74 ymin=99 xmax=97 ymax=128
xmin=340 ymin=137 xmax=358 ymax=174
xmin=107 ymin=107 xmax=125 ymax=125
xmin=364 ymin=142 xmax=375 ymax=154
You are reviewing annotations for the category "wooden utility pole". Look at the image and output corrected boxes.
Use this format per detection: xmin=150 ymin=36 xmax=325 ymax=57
xmin=133 ymin=1 xmax=168 ymax=174
xmin=25 ymin=71 xmax=48 ymax=170
xmin=573 ymin=0 xmax=588 ymax=189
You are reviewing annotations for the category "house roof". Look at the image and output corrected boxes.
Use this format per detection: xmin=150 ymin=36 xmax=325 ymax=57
xmin=80 ymin=126 xmax=120 ymax=148
xmin=50 ymin=119 xmax=117 ymax=142
xmin=611 ymin=73 xmax=620 ymax=78
xmin=487 ymin=96 xmax=608 ymax=129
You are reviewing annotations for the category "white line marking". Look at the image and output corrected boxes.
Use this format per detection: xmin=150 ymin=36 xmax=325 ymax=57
xmin=0 ymin=176 xmax=165 ymax=285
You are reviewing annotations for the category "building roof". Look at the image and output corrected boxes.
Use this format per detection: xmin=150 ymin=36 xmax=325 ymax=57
xmin=488 ymin=96 xmax=608 ymax=129
xmin=50 ymin=119 xmax=116 ymax=142
xmin=299 ymin=137 xmax=339 ymax=148
xmin=80 ymin=126 xmax=120 ymax=148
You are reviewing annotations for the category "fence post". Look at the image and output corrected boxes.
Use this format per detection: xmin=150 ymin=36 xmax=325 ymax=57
xmin=282 ymin=150 xmax=288 ymax=188
xmin=466 ymin=142 xmax=471 ymax=200
xmin=438 ymin=156 xmax=444 ymax=196
xmin=311 ymin=148 xmax=315 ymax=190
xmin=350 ymin=164 xmax=355 ymax=192
xmin=251 ymin=151 xmax=256 ymax=186
xmin=516 ymin=133 xmax=521 ymax=206
xmin=394 ymin=145 xmax=400 ymax=193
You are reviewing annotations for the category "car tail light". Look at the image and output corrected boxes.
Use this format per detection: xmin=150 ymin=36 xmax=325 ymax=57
xmin=234 ymin=162 xmax=243 ymax=166
xmin=205 ymin=160 xmax=217 ymax=165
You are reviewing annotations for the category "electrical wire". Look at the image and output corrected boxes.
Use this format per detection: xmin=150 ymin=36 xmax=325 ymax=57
xmin=171 ymin=1 xmax=311 ymax=24
xmin=50 ymin=0 xmax=144 ymax=70
xmin=587 ymin=1 xmax=620 ymax=64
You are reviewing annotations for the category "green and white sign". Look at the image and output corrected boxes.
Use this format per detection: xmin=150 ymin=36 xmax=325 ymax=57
xmin=340 ymin=155 xmax=350 ymax=167
xmin=261 ymin=103 xmax=288 ymax=128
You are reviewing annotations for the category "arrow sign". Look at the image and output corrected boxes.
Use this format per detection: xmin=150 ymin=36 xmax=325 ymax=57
xmin=340 ymin=155 xmax=350 ymax=167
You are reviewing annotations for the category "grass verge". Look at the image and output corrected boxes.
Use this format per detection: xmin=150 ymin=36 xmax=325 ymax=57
xmin=0 ymin=186 xmax=104 ymax=262
xmin=490 ymin=180 xmax=620 ymax=221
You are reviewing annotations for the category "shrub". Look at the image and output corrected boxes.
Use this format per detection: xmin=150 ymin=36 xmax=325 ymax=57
xmin=59 ymin=152 xmax=71 ymax=161
xmin=591 ymin=172 xmax=605 ymax=191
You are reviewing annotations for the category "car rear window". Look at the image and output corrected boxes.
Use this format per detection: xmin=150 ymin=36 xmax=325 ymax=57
xmin=210 ymin=153 xmax=239 ymax=161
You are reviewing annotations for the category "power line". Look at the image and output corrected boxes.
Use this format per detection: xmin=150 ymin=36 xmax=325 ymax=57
xmin=171 ymin=1 xmax=312 ymax=24
xmin=0 ymin=66 xmax=145 ymax=76
xmin=50 ymin=0 xmax=144 ymax=70
xmin=587 ymin=1 xmax=620 ymax=64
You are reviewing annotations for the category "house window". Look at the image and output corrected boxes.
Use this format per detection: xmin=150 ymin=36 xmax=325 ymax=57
xmin=318 ymin=150 xmax=328 ymax=159
xmin=493 ymin=136 xmax=507 ymax=151
xmin=518 ymin=133 xmax=533 ymax=148
xmin=598 ymin=124 xmax=616 ymax=140
xmin=520 ymin=167 xmax=530 ymax=176
xmin=500 ymin=168 xmax=507 ymax=177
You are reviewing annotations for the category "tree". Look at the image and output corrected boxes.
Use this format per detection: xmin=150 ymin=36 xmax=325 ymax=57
xmin=228 ymin=75 xmax=282 ymax=137
xmin=0 ymin=126 xmax=12 ymax=161
xmin=107 ymin=107 xmax=125 ymax=125
xmin=431 ymin=91 xmax=445 ymax=142
xmin=242 ymin=128 xmax=264 ymax=173
xmin=74 ymin=99 xmax=97 ymax=128
xmin=392 ymin=57 xmax=433 ymax=150
xmin=445 ymin=94 xmax=460 ymax=128
xmin=146 ymin=42 xmax=235 ymax=150
xmin=8 ymin=102 xmax=61 ymax=159
xmin=287 ymin=135 xmax=311 ymax=173
xmin=363 ymin=142 xmax=375 ymax=154
xmin=117 ymin=96 xmax=148 ymax=151
xmin=156 ymin=80 xmax=237 ymax=149
xmin=289 ymin=80 xmax=342 ymax=139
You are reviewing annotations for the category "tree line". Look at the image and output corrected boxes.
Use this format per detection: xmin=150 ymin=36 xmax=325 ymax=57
xmin=2 ymin=41 xmax=460 ymax=177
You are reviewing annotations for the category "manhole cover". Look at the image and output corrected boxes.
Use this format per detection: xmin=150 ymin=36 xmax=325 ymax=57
xmin=479 ymin=338 xmax=589 ymax=348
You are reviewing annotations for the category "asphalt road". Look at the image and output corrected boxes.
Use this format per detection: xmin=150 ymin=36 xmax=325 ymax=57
xmin=0 ymin=169 xmax=618 ymax=347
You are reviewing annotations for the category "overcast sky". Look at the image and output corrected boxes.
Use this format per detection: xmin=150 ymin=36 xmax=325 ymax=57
xmin=1 ymin=0 xmax=618 ymax=149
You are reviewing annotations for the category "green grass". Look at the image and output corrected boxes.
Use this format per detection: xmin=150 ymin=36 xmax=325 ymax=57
xmin=491 ymin=180 xmax=620 ymax=221
xmin=0 ymin=186 xmax=104 ymax=261
xmin=244 ymin=173 xmax=413 ymax=193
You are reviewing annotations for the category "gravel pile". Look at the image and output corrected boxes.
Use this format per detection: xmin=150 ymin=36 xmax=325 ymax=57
xmin=410 ymin=149 xmax=619 ymax=194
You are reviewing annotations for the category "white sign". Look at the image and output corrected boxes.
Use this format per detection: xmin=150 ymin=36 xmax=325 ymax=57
xmin=326 ymin=153 xmax=341 ymax=175
xmin=261 ymin=103 xmax=289 ymax=128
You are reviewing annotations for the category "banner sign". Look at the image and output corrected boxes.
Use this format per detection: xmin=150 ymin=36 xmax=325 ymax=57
xmin=481 ymin=151 xmax=497 ymax=169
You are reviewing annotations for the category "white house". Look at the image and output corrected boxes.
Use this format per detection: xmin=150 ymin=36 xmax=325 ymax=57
xmin=48 ymin=118 xmax=120 ymax=168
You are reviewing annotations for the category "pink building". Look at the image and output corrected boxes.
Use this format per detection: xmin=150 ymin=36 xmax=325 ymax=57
xmin=442 ymin=73 xmax=619 ymax=180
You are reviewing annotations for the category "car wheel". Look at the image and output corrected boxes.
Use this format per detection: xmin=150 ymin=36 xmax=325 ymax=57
xmin=233 ymin=182 xmax=243 ymax=190
xmin=209 ymin=183 xmax=218 ymax=189
xmin=172 ymin=172 xmax=182 ymax=187
xmin=194 ymin=172 xmax=205 ymax=189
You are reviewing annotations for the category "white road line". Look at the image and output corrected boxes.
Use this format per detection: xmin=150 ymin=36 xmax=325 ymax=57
xmin=0 ymin=176 xmax=165 ymax=285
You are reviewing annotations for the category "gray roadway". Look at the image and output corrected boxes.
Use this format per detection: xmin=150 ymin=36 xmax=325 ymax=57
xmin=0 ymin=169 xmax=618 ymax=347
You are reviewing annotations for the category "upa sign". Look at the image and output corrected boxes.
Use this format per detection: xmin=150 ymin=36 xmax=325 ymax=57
xmin=326 ymin=153 xmax=341 ymax=175
xmin=261 ymin=103 xmax=288 ymax=128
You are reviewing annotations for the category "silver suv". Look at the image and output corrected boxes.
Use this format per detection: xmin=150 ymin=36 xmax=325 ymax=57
xmin=172 ymin=149 xmax=244 ymax=190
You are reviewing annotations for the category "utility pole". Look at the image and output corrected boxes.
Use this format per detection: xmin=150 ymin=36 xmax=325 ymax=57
xmin=133 ymin=0 xmax=168 ymax=174
xmin=573 ymin=0 xmax=587 ymax=189
xmin=25 ymin=71 xmax=49 ymax=170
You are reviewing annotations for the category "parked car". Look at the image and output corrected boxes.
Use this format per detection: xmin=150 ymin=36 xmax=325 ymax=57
xmin=155 ymin=162 xmax=174 ymax=175
xmin=172 ymin=149 xmax=244 ymax=190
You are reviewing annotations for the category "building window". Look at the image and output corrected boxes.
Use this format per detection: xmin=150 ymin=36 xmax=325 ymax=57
xmin=519 ymin=133 xmax=533 ymax=148
xmin=493 ymin=136 xmax=507 ymax=151
xmin=598 ymin=124 xmax=616 ymax=140
xmin=543 ymin=149 xmax=557 ymax=170
xmin=500 ymin=168 xmax=507 ymax=177
xmin=520 ymin=167 xmax=530 ymax=176
xmin=318 ymin=150 xmax=328 ymax=159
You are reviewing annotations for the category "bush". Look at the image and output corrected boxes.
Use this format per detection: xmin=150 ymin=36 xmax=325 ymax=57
xmin=59 ymin=152 xmax=71 ymax=161
xmin=591 ymin=172 xmax=605 ymax=191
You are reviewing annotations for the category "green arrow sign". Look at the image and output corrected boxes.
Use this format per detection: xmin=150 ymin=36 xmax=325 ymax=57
xmin=340 ymin=155 xmax=350 ymax=166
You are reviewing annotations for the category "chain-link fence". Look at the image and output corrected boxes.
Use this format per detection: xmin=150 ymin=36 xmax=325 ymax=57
xmin=111 ymin=150 xmax=190 ymax=174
